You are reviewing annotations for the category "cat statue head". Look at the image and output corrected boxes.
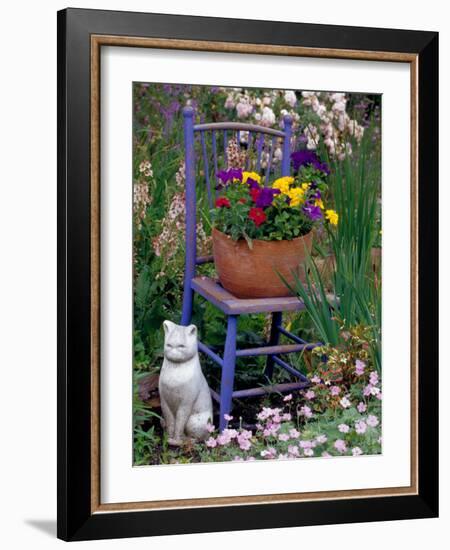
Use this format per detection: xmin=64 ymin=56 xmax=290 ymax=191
xmin=163 ymin=320 xmax=198 ymax=363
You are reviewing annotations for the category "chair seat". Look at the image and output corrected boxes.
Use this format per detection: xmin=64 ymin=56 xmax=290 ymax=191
xmin=191 ymin=276 xmax=306 ymax=315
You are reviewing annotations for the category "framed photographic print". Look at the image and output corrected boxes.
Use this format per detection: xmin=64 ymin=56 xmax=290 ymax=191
xmin=57 ymin=8 xmax=439 ymax=541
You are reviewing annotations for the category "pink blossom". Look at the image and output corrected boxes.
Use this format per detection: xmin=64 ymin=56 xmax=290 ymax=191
xmin=355 ymin=420 xmax=367 ymax=434
xmin=206 ymin=422 xmax=216 ymax=433
xmin=322 ymin=451 xmax=332 ymax=458
xmin=357 ymin=402 xmax=367 ymax=413
xmin=363 ymin=384 xmax=373 ymax=397
xmin=217 ymin=428 xmax=237 ymax=445
xmin=311 ymin=375 xmax=321 ymax=384
xmin=376 ymin=391 xmax=383 ymax=401
xmin=223 ymin=414 xmax=233 ymax=421
xmin=315 ymin=434 xmax=328 ymax=444
xmin=206 ymin=437 xmax=217 ymax=448
xmin=334 ymin=439 xmax=347 ymax=453
xmin=246 ymin=456 xmax=256 ymax=462
xmin=288 ymin=445 xmax=300 ymax=457
xmin=352 ymin=447 xmax=363 ymax=456
xmin=330 ymin=386 xmax=341 ymax=396
xmin=367 ymin=414 xmax=379 ymax=427
xmin=233 ymin=455 xmax=243 ymax=462
xmin=299 ymin=440 xmax=316 ymax=449
xmin=277 ymin=453 xmax=288 ymax=460
xmin=282 ymin=413 xmax=292 ymax=421
xmin=289 ymin=428 xmax=301 ymax=439
xmin=340 ymin=396 xmax=351 ymax=409
xmin=303 ymin=448 xmax=314 ymax=457
xmin=300 ymin=405 xmax=313 ymax=418
xmin=338 ymin=423 xmax=350 ymax=433
xmin=260 ymin=447 xmax=277 ymax=459
xmin=369 ymin=371 xmax=379 ymax=385
xmin=238 ymin=438 xmax=252 ymax=451
xmin=283 ymin=393 xmax=293 ymax=402
xmin=305 ymin=390 xmax=315 ymax=400
xmin=354 ymin=359 xmax=366 ymax=376
xmin=278 ymin=433 xmax=290 ymax=442
xmin=263 ymin=422 xmax=281 ymax=437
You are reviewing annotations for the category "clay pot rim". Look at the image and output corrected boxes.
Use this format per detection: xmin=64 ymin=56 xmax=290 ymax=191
xmin=212 ymin=226 xmax=313 ymax=245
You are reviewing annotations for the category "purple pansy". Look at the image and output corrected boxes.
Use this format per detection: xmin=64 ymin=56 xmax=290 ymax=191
xmin=254 ymin=187 xmax=280 ymax=208
xmin=303 ymin=202 xmax=323 ymax=221
xmin=291 ymin=150 xmax=330 ymax=175
xmin=217 ymin=168 xmax=243 ymax=185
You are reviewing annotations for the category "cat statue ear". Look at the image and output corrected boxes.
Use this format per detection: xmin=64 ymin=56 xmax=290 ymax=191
xmin=159 ymin=320 xmax=213 ymax=447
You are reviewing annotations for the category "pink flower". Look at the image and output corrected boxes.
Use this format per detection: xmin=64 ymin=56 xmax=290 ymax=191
xmin=363 ymin=384 xmax=373 ymax=397
xmin=260 ymin=447 xmax=277 ymax=459
xmin=311 ymin=375 xmax=321 ymax=384
xmin=369 ymin=371 xmax=379 ymax=385
xmin=330 ymin=385 xmax=341 ymax=396
xmin=305 ymin=390 xmax=315 ymax=400
xmin=217 ymin=428 xmax=237 ymax=445
xmin=223 ymin=413 xmax=233 ymax=421
xmin=340 ymin=396 xmax=351 ymax=409
xmin=322 ymin=451 xmax=332 ymax=458
xmin=288 ymin=445 xmax=300 ymax=457
xmin=338 ymin=423 xmax=350 ymax=433
xmin=278 ymin=433 xmax=290 ymax=442
xmin=367 ymin=414 xmax=379 ymax=427
xmin=277 ymin=453 xmax=288 ymax=460
xmin=315 ymin=434 xmax=328 ymax=444
xmin=289 ymin=428 xmax=301 ymax=439
xmin=233 ymin=455 xmax=243 ymax=462
xmin=206 ymin=437 xmax=217 ymax=448
xmin=357 ymin=402 xmax=367 ymax=413
xmin=300 ymin=405 xmax=313 ymax=418
xmin=282 ymin=413 xmax=292 ymax=421
xmin=299 ymin=440 xmax=315 ymax=449
xmin=303 ymin=448 xmax=314 ymax=457
xmin=376 ymin=392 xmax=383 ymax=401
xmin=263 ymin=422 xmax=281 ymax=437
xmin=352 ymin=447 xmax=363 ymax=456
xmin=238 ymin=438 xmax=252 ymax=451
xmin=354 ymin=359 xmax=366 ymax=376
xmin=206 ymin=422 xmax=216 ymax=433
xmin=355 ymin=420 xmax=367 ymax=434
xmin=334 ymin=439 xmax=347 ymax=453
xmin=283 ymin=393 xmax=293 ymax=402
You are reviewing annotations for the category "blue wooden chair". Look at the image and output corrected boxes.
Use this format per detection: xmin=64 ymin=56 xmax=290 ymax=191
xmin=181 ymin=106 xmax=317 ymax=431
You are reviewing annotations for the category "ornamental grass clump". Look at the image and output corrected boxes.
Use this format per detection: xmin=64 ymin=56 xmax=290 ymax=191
xmin=210 ymin=151 xmax=338 ymax=246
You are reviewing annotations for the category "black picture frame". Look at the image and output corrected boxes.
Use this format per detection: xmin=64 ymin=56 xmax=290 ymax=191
xmin=57 ymin=7 xmax=438 ymax=541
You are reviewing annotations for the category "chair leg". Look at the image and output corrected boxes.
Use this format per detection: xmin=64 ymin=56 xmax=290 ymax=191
xmin=181 ymin=288 xmax=194 ymax=326
xmin=264 ymin=311 xmax=282 ymax=381
xmin=219 ymin=315 xmax=237 ymax=431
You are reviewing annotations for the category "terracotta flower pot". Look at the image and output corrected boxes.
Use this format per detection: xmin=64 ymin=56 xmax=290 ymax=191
xmin=212 ymin=227 xmax=313 ymax=298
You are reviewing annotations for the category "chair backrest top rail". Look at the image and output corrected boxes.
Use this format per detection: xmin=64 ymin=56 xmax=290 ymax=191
xmin=193 ymin=121 xmax=285 ymax=137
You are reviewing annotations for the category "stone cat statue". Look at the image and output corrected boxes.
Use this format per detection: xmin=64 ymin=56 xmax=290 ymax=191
xmin=159 ymin=320 xmax=213 ymax=446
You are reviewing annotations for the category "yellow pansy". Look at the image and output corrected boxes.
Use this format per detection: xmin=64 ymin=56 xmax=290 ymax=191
xmin=315 ymin=198 xmax=324 ymax=210
xmin=325 ymin=209 xmax=339 ymax=225
xmin=287 ymin=187 xmax=305 ymax=207
xmin=272 ymin=176 xmax=294 ymax=195
xmin=301 ymin=182 xmax=310 ymax=191
xmin=242 ymin=171 xmax=261 ymax=184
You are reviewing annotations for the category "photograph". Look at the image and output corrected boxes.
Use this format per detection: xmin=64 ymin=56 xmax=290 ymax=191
xmin=132 ymin=83 xmax=383 ymax=466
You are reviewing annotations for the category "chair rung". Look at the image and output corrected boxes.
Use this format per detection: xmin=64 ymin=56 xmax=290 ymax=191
xmin=236 ymin=343 xmax=318 ymax=357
